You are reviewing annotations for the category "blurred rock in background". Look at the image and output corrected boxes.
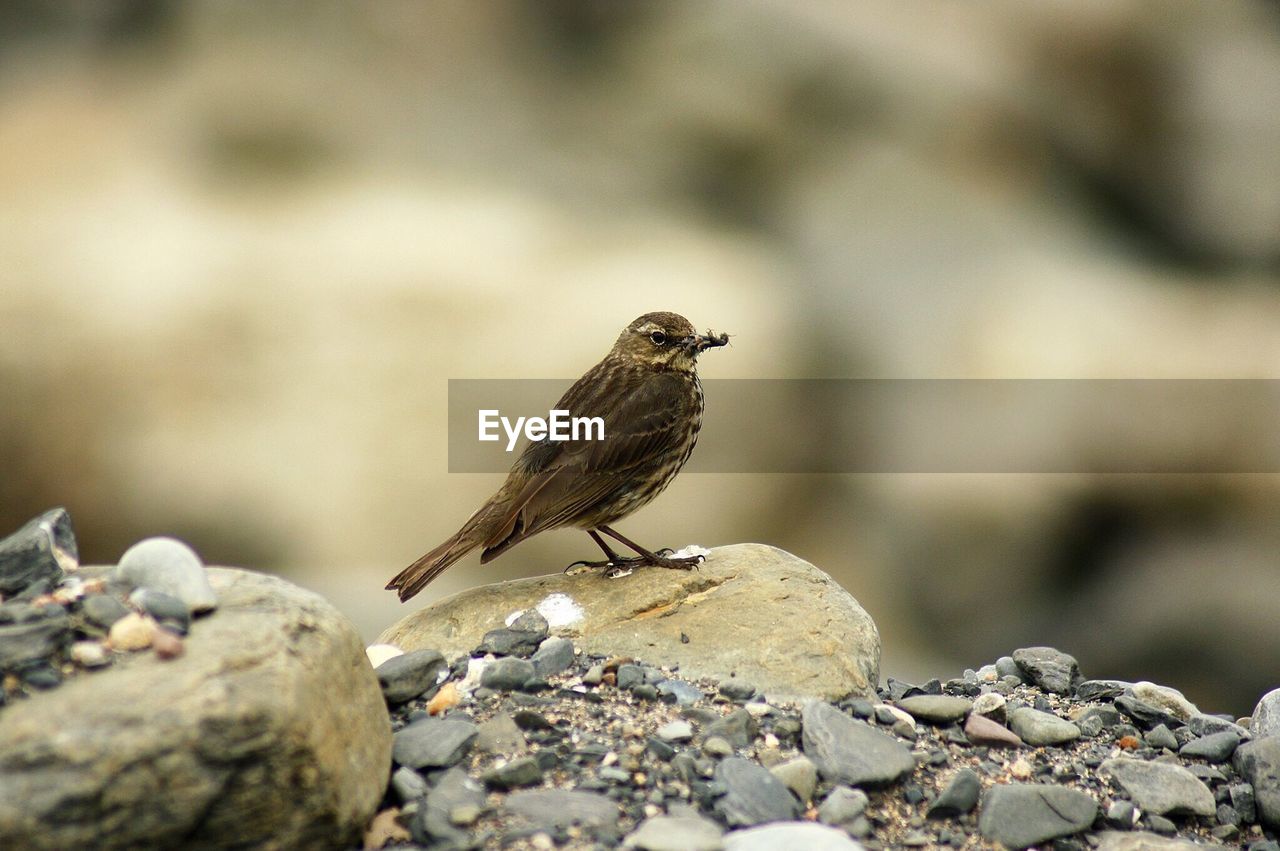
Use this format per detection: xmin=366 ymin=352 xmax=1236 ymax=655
xmin=2 ymin=0 xmax=1278 ymax=714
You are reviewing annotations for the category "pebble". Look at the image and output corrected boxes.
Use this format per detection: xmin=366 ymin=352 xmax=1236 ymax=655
xmin=426 ymin=681 xmax=459 ymax=715
xmin=722 ymin=822 xmax=864 ymax=850
xmin=390 ymin=766 xmax=428 ymax=803
xmin=963 ymin=712 xmax=1022 ymax=747
xmin=503 ymin=789 xmax=619 ymax=830
xmin=129 ymin=589 xmax=191 ymax=635
xmin=480 ymin=656 xmax=536 ymax=691
xmin=1101 ymin=757 xmax=1215 ymax=816
xmin=1115 ymin=695 xmax=1182 ymax=729
xmin=1144 ymin=724 xmax=1178 ymax=751
xmin=714 ymin=756 xmax=800 ymax=826
xmin=656 ymin=721 xmax=694 ymax=743
xmin=81 ymin=593 xmax=130 ymax=630
xmin=896 ymin=694 xmax=972 ymax=724
xmin=1252 ymin=687 xmax=1280 ymax=738
xmin=971 ymin=691 xmax=1006 ymax=720
xmin=658 ymin=680 xmax=705 ymax=706
xmin=1179 ymin=730 xmax=1240 ymax=763
xmin=116 ymin=537 xmax=218 ymax=613
xmin=376 ymin=649 xmax=446 ymax=704
xmin=1188 ymin=712 xmax=1249 ymax=738
xmin=1075 ymin=679 xmax=1130 ymax=701
xmin=994 ymin=655 xmax=1022 ymax=681
xmin=702 ymin=736 xmax=734 ymax=758
xmin=1008 ymin=706 xmax=1081 ymax=746
xmin=108 ymin=612 xmax=157 ymax=651
xmin=926 ymin=767 xmax=980 ymax=818
xmin=0 ymin=508 xmax=74 ymax=596
xmin=530 ymin=636 xmax=575 ymax=678
xmin=706 ymin=709 xmax=757 ymax=749
xmin=817 ymin=785 xmax=869 ymax=826
xmin=482 ymin=755 xmax=543 ymax=789
xmin=978 ymin=783 xmax=1098 ymax=848
xmin=1133 ymin=681 xmax=1199 ymax=722
xmin=1234 ymin=736 xmax=1280 ymax=829
xmin=623 ymin=814 xmax=724 ymax=851
xmin=719 ymin=679 xmax=757 ymax=701
xmin=475 ymin=712 xmax=527 ymax=754
xmin=767 ymin=755 xmax=817 ymax=803
xmin=582 ymin=664 xmax=604 ymax=685
xmin=392 ymin=718 xmax=478 ymax=770
xmin=364 ymin=643 xmax=403 ymax=669
xmin=802 ymin=701 xmax=916 ymax=786
xmin=69 ymin=639 xmax=109 ymax=668
xmin=152 ymin=627 xmax=184 ymax=660
xmin=479 ymin=627 xmax=545 ymax=657
xmin=1011 ymin=646 xmax=1079 ymax=694
xmin=1104 ymin=799 xmax=1137 ymax=829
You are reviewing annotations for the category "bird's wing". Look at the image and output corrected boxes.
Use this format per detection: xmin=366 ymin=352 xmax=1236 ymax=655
xmin=479 ymin=364 xmax=696 ymax=555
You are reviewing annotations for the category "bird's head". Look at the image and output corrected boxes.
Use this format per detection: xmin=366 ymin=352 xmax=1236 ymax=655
xmin=612 ymin=311 xmax=729 ymax=371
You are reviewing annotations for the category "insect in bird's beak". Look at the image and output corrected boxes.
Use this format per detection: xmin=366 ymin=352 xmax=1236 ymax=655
xmin=688 ymin=331 xmax=730 ymax=354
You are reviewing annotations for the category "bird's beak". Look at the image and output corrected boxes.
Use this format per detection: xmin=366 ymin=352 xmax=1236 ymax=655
xmin=686 ymin=330 xmax=730 ymax=354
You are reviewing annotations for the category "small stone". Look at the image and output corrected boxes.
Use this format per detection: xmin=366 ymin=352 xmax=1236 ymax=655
xmin=0 ymin=508 xmax=75 ymax=596
xmin=1101 ymin=757 xmax=1215 ymax=816
xmin=128 ymin=589 xmax=191 ymax=635
xmin=1145 ymin=814 xmax=1176 ymax=835
xmin=390 ymin=766 xmax=428 ymax=803
xmin=81 ymin=593 xmax=130 ymax=630
xmin=152 ymin=628 xmax=184 ymax=660
xmin=0 ymin=611 xmax=71 ymax=669
xmin=706 ymin=709 xmax=757 ymax=749
xmin=1076 ymin=680 xmax=1130 ymax=701
xmin=994 ymin=655 xmax=1022 ymax=680
xmin=1008 ymin=706 xmax=1081 ymax=746
xmin=426 ymin=682 xmax=459 ymax=715
xmin=703 ymin=736 xmax=734 ymax=758
xmin=978 ymin=783 xmax=1098 ymax=848
xmin=658 ymin=680 xmax=705 ymax=706
xmin=376 ymin=649 xmax=446 ymax=704
xmin=363 ymin=808 xmax=411 ymax=850
xmin=476 ymin=713 xmax=527 ymax=754
xmin=416 ymin=767 xmax=485 ymax=841
xmin=1235 ymin=736 xmax=1280 ymax=829
xmin=1012 ymin=646 xmax=1080 ymax=694
xmin=617 ymin=664 xmax=645 ymax=689
xmin=1132 ymin=681 xmax=1199 ymax=722
xmin=107 ymin=612 xmax=156 ymax=652
xmin=896 ymin=695 xmax=972 ymax=724
xmin=503 ymin=789 xmax=619 ymax=830
xmin=714 ymin=757 xmax=800 ymax=827
xmin=657 ymin=721 xmax=694 ymax=743
xmin=392 ymin=718 xmax=478 ymax=770
xmin=483 ymin=755 xmax=543 ymax=789
xmin=1180 ymin=730 xmax=1241 ymax=763
xmin=624 ymin=814 xmax=724 ymax=851
xmin=927 ymin=768 xmax=980 ymax=818
xmin=530 ymin=637 xmax=575 ymax=678
xmin=116 ymin=537 xmax=218 ymax=613
xmin=817 ymin=785 xmax=869 ymax=826
xmin=722 ymin=822 xmax=864 ymax=850
xmin=480 ymin=656 xmax=536 ymax=691
xmin=964 ymin=712 xmax=1022 ymax=748
xmin=1104 ymin=799 xmax=1136 ymax=829
xmin=583 ymin=664 xmax=604 ymax=685
xmin=1144 ymin=724 xmax=1178 ymax=751
xmin=720 ymin=680 xmax=757 ymax=701
xmin=768 ymin=755 xmax=817 ymax=804
xmin=479 ymin=628 xmax=544 ymax=657
xmin=69 ymin=640 xmax=109 ymax=668
xmin=802 ymin=701 xmax=916 ymax=787
xmin=1115 ymin=695 xmax=1181 ymax=729
xmin=1188 ymin=712 xmax=1250 ymax=738
xmin=365 ymin=643 xmax=403 ymax=668
xmin=971 ymin=691 xmax=1007 ymax=720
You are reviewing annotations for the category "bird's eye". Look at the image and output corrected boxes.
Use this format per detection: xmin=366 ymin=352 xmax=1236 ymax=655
xmin=650 ymin=331 xmax=666 ymax=345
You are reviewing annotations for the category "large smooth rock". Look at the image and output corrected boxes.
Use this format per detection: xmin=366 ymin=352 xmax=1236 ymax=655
xmin=1101 ymin=758 xmax=1215 ymax=816
xmin=1253 ymin=688 xmax=1280 ymax=738
xmin=0 ymin=566 xmax=391 ymax=851
xmin=381 ymin=544 xmax=879 ymax=701
xmin=978 ymin=783 xmax=1098 ymax=849
xmin=1234 ymin=735 xmax=1280 ymax=829
xmin=801 ymin=701 xmax=915 ymax=787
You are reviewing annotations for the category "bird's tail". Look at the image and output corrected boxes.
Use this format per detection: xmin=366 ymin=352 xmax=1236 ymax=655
xmin=386 ymin=525 xmax=483 ymax=602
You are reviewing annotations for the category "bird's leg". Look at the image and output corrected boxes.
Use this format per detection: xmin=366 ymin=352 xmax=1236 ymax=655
xmin=597 ymin=525 xmax=704 ymax=571
xmin=564 ymin=530 xmax=649 ymax=575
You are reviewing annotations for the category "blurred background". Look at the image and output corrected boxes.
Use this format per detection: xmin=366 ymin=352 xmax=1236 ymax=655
xmin=3 ymin=0 xmax=1279 ymax=716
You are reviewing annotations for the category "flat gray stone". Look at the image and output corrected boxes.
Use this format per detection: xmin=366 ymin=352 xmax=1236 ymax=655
xmin=1179 ymin=730 xmax=1240 ymax=763
xmin=392 ymin=718 xmax=478 ymax=770
xmin=896 ymin=695 xmax=971 ymax=724
xmin=714 ymin=757 xmax=800 ymax=827
xmin=801 ymin=701 xmax=915 ymax=787
xmin=769 ymin=756 xmax=818 ymax=804
xmin=723 ymin=822 xmax=865 ymax=851
xmin=927 ymin=768 xmax=980 ymax=818
xmin=480 ymin=656 xmax=535 ymax=691
xmin=530 ymin=636 xmax=575 ymax=678
xmin=1132 ymin=681 xmax=1198 ymax=722
xmin=624 ymin=814 xmax=724 ymax=851
xmin=817 ymin=786 xmax=868 ymax=826
xmin=1011 ymin=646 xmax=1079 ymax=694
xmin=978 ymin=783 xmax=1097 ymax=848
xmin=1253 ymin=688 xmax=1280 ymax=738
xmin=375 ymin=648 xmax=446 ymax=704
xmin=503 ymin=788 xmax=619 ymax=829
xmin=1094 ymin=831 xmax=1231 ymax=850
xmin=0 ymin=508 xmax=75 ymax=596
xmin=0 ymin=566 xmax=389 ymax=851
xmin=1102 ymin=757 xmax=1215 ymax=816
xmin=475 ymin=712 xmax=527 ymax=755
xmin=116 ymin=537 xmax=218 ymax=613
xmin=1234 ymin=735 xmax=1280 ymax=829
xmin=381 ymin=544 xmax=879 ymax=701
xmin=1008 ymin=706 xmax=1081 ymax=746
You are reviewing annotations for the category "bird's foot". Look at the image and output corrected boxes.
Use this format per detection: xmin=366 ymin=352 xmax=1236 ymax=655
xmin=564 ymin=555 xmax=649 ymax=578
xmin=648 ymin=553 xmax=704 ymax=572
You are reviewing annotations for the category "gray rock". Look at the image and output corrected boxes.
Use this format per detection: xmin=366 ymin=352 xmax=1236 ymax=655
xmin=1008 ymin=706 xmax=1081 ymax=746
xmin=707 ymin=708 xmax=757 ymax=749
xmin=1144 ymin=724 xmax=1178 ymax=751
xmin=1094 ymin=831 xmax=1233 ymax=850
xmin=724 ymin=822 xmax=864 ymax=850
xmin=480 ymin=656 xmax=536 ymax=691
xmin=128 ymin=589 xmax=191 ymax=635
xmin=994 ymin=655 xmax=1022 ymax=681
xmin=978 ymin=783 xmax=1098 ymax=848
xmin=1252 ymin=689 xmax=1280 ymax=738
xmin=964 ymin=712 xmax=1022 ymax=747
xmin=1180 ymin=730 xmax=1241 ymax=763
xmin=896 ymin=695 xmax=971 ymax=724
xmin=80 ymin=593 xmax=130 ymax=630
xmin=1011 ymin=646 xmax=1080 ymax=694
xmin=503 ymin=788 xmax=619 ymax=829
xmin=116 ymin=537 xmax=218 ymax=613
xmin=417 ymin=766 xmax=485 ymax=842
xmin=657 ymin=720 xmax=695 ymax=743
xmin=927 ymin=768 xmax=980 ymax=818
xmin=1132 ymin=681 xmax=1198 ymax=722
xmin=817 ymin=786 xmax=869 ymax=826
xmin=1076 ymin=680 xmax=1132 ymax=701
xmin=392 ymin=718 xmax=478 ymax=770
xmin=477 ymin=627 xmax=544 ymax=657
xmin=375 ymin=648 xmax=446 ymax=704
xmin=0 ymin=566 xmax=389 ymax=851
xmin=971 ymin=691 xmax=1006 ymax=720
xmin=1189 ymin=713 xmax=1250 ymax=738
xmin=801 ymin=701 xmax=915 ymax=787
xmin=715 ymin=757 xmax=801 ymax=827
xmin=530 ymin=636 xmax=575 ymax=678
xmin=624 ymin=814 xmax=725 ymax=851
xmin=1102 ymin=757 xmax=1215 ymax=816
xmin=0 ymin=609 xmax=69 ymax=670
xmin=380 ymin=544 xmax=880 ymax=701
xmin=483 ymin=755 xmax=542 ymax=789
xmin=390 ymin=766 xmax=428 ymax=803
xmin=1234 ymin=735 xmax=1280 ymax=829
xmin=720 ymin=679 xmax=757 ymax=701
xmin=659 ymin=679 xmax=706 ymax=705
xmin=768 ymin=756 xmax=817 ymax=804
xmin=0 ymin=508 xmax=75 ymax=596
xmin=1115 ymin=695 xmax=1181 ymax=729
xmin=475 ymin=712 xmax=527 ymax=754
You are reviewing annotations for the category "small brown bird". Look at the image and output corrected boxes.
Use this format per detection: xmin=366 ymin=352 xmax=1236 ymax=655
xmin=386 ymin=311 xmax=729 ymax=601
